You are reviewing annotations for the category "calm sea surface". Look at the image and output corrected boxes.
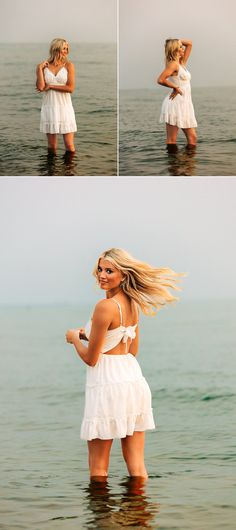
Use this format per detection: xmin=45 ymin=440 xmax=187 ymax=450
xmin=1 ymin=300 xmax=236 ymax=529
xmin=0 ymin=43 xmax=117 ymax=177
xmin=119 ymin=88 xmax=236 ymax=176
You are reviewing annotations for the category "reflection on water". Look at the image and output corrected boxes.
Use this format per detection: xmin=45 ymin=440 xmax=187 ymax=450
xmin=84 ymin=476 xmax=159 ymax=528
xmin=38 ymin=150 xmax=78 ymax=177
xmin=166 ymin=144 xmax=197 ymax=176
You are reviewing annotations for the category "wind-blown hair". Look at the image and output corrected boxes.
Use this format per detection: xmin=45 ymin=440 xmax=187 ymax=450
xmin=48 ymin=38 xmax=69 ymax=64
xmin=93 ymin=248 xmax=183 ymax=316
xmin=165 ymin=38 xmax=181 ymax=65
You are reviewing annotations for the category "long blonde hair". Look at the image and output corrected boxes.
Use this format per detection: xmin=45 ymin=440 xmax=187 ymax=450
xmin=93 ymin=248 xmax=183 ymax=315
xmin=165 ymin=38 xmax=181 ymax=65
xmin=48 ymin=38 xmax=69 ymax=64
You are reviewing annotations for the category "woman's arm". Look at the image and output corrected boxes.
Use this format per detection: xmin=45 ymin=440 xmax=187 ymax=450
xmin=66 ymin=300 xmax=112 ymax=367
xmin=36 ymin=61 xmax=48 ymax=91
xmin=45 ymin=62 xmax=75 ymax=93
xmin=157 ymin=61 xmax=182 ymax=95
xmin=181 ymin=39 xmax=192 ymax=65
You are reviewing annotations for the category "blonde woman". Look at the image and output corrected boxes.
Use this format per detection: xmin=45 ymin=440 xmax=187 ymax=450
xmin=66 ymin=248 xmax=181 ymax=480
xmin=36 ymin=38 xmax=77 ymax=153
xmin=158 ymin=39 xmax=197 ymax=147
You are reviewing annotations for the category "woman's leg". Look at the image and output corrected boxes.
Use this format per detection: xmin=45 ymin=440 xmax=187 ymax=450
xmin=182 ymin=127 xmax=197 ymax=146
xmin=166 ymin=124 xmax=179 ymax=144
xmin=87 ymin=438 xmax=113 ymax=478
xmin=46 ymin=133 xmax=57 ymax=153
xmin=63 ymin=132 xmax=75 ymax=152
xmin=121 ymin=432 xmax=148 ymax=479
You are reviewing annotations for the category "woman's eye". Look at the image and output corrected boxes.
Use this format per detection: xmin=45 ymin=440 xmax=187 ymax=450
xmin=106 ymin=269 xmax=112 ymax=274
xmin=97 ymin=267 xmax=102 ymax=272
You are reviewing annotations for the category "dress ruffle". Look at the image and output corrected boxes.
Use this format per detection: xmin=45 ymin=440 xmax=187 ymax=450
xmin=159 ymin=93 xmax=197 ymax=128
xmin=80 ymin=353 xmax=155 ymax=441
xmin=81 ymin=411 xmax=155 ymax=441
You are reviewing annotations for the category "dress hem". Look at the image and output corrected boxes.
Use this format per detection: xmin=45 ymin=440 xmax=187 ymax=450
xmin=159 ymin=117 xmax=197 ymax=129
xmin=40 ymin=127 xmax=77 ymax=134
xmin=80 ymin=411 xmax=156 ymax=441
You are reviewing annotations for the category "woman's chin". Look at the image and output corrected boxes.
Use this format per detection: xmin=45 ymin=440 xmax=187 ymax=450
xmin=99 ymin=283 xmax=108 ymax=290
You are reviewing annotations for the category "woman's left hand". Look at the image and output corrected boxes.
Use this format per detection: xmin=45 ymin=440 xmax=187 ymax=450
xmin=66 ymin=329 xmax=80 ymax=344
xmin=36 ymin=85 xmax=51 ymax=93
xmin=169 ymin=87 xmax=183 ymax=100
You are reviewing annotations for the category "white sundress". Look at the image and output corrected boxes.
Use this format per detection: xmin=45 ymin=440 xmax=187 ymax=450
xmin=80 ymin=299 xmax=155 ymax=441
xmin=40 ymin=66 xmax=77 ymax=134
xmin=160 ymin=63 xmax=197 ymax=129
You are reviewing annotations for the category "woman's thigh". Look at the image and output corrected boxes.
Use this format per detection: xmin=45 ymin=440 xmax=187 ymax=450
xmin=121 ymin=431 xmax=145 ymax=456
xmin=165 ymin=124 xmax=179 ymax=143
xmin=63 ymin=132 xmax=75 ymax=150
xmin=87 ymin=438 xmax=113 ymax=476
xmin=182 ymin=127 xmax=197 ymax=145
xmin=121 ymin=432 xmax=147 ymax=477
xmin=46 ymin=133 xmax=57 ymax=147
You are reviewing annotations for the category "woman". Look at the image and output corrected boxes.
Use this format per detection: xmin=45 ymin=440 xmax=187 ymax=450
xmin=66 ymin=248 xmax=181 ymax=480
xmin=36 ymin=38 xmax=77 ymax=153
xmin=158 ymin=39 xmax=197 ymax=147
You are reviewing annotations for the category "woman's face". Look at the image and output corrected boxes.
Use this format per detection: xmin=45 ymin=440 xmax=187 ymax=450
xmin=97 ymin=258 xmax=123 ymax=291
xmin=60 ymin=42 xmax=69 ymax=59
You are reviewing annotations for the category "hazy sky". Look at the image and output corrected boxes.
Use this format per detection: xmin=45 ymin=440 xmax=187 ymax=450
xmin=0 ymin=178 xmax=235 ymax=305
xmin=0 ymin=0 xmax=117 ymax=43
xmin=120 ymin=0 xmax=236 ymax=88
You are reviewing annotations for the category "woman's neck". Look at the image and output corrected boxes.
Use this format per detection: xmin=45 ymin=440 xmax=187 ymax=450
xmin=106 ymin=287 xmax=123 ymax=299
xmin=52 ymin=58 xmax=65 ymax=66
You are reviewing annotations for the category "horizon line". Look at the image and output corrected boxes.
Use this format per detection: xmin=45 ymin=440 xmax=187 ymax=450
xmin=0 ymin=41 xmax=116 ymax=45
xmin=120 ymin=84 xmax=236 ymax=90
xmin=0 ymin=298 xmax=235 ymax=309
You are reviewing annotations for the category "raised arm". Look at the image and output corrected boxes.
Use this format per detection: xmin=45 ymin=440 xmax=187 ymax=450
xmin=45 ymin=62 xmax=75 ymax=93
xmin=180 ymin=39 xmax=192 ymax=65
xmin=66 ymin=300 xmax=112 ymax=366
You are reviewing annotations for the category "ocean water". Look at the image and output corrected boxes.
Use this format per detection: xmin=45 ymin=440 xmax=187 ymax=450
xmin=119 ymin=87 xmax=236 ymax=176
xmin=1 ymin=300 xmax=236 ymax=529
xmin=0 ymin=43 xmax=117 ymax=177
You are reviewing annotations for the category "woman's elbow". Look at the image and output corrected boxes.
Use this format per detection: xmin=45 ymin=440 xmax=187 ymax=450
xmin=157 ymin=76 xmax=164 ymax=85
xmin=36 ymin=83 xmax=45 ymax=91
xmin=67 ymin=84 xmax=75 ymax=93
xmin=87 ymin=355 xmax=99 ymax=367
xmin=87 ymin=360 xmax=97 ymax=367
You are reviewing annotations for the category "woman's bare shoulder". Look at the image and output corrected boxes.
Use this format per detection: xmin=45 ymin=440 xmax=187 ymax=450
xmin=93 ymin=299 xmax=116 ymax=316
xmin=167 ymin=60 xmax=179 ymax=71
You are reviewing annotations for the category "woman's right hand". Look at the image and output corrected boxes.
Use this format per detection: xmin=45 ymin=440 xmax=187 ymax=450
xmin=169 ymin=87 xmax=183 ymax=100
xmin=37 ymin=60 xmax=49 ymax=70
xmin=78 ymin=328 xmax=88 ymax=341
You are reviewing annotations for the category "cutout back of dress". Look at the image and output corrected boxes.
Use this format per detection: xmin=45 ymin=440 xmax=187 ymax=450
xmin=85 ymin=298 xmax=137 ymax=354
